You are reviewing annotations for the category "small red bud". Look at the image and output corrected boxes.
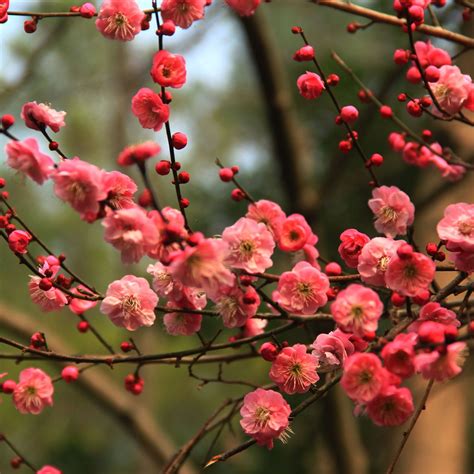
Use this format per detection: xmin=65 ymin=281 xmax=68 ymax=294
xmin=1 ymin=114 xmax=14 ymax=129
xmin=325 ymin=262 xmax=342 ymax=276
xmin=77 ymin=321 xmax=89 ymax=333
xmin=24 ymin=19 xmax=37 ymax=34
xmin=172 ymin=132 xmax=187 ymax=150
xmin=219 ymin=168 xmax=234 ymax=182
xmin=49 ymin=141 xmax=59 ymax=151
xmin=61 ymin=366 xmax=80 ymax=383
xmin=155 ymin=160 xmax=171 ymax=176
xmin=391 ymin=292 xmax=406 ymax=307
xmin=231 ymin=188 xmax=245 ymax=201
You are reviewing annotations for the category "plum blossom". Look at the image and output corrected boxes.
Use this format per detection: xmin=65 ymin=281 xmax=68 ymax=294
xmin=311 ymin=329 xmax=355 ymax=371
xmin=269 ymin=344 xmax=319 ymax=394
xmin=95 ymin=0 xmax=145 ymax=41
xmin=150 ymin=50 xmax=187 ymax=88
xmin=297 ymin=72 xmax=325 ymax=99
xmin=273 ymin=261 xmax=329 ymax=315
xmin=368 ymin=186 xmax=415 ymax=238
xmin=117 ymin=141 xmax=161 ymax=166
xmin=246 ymin=199 xmax=286 ymax=238
xmin=52 ymin=158 xmax=107 ymax=222
xmin=331 ymin=284 xmax=383 ymax=337
xmin=28 ymin=265 xmax=68 ymax=313
xmin=380 ymin=333 xmax=418 ymax=379
xmin=160 ymin=0 xmax=206 ymax=29
xmin=408 ymin=302 xmax=460 ymax=332
xmin=241 ymin=317 xmax=268 ymax=338
xmin=222 ymin=217 xmax=275 ymax=273
xmin=103 ymin=171 xmax=137 ymax=210
xmin=277 ymin=214 xmax=316 ymax=253
xmin=240 ymin=388 xmax=291 ymax=449
xmin=102 ymin=206 xmax=159 ymax=264
xmin=226 ymin=0 xmax=261 ymax=16
xmin=415 ymin=41 xmax=451 ymax=69
xmin=21 ymin=101 xmax=66 ymax=132
xmin=437 ymin=203 xmax=474 ymax=253
xmin=5 ymin=138 xmax=54 ymax=185
xmin=131 ymin=88 xmax=170 ymax=131
xmin=100 ymin=275 xmax=158 ymax=331
xmin=69 ymin=285 xmax=98 ymax=315
xmin=214 ymin=284 xmax=260 ymax=328
xmin=8 ymin=230 xmax=32 ymax=254
xmin=366 ymin=386 xmax=414 ymax=426
xmin=338 ymin=229 xmax=370 ymax=268
xmin=357 ymin=237 xmax=404 ymax=286
xmin=415 ymin=342 xmax=468 ymax=382
xmin=169 ymin=237 xmax=235 ymax=298
xmin=430 ymin=65 xmax=474 ymax=115
xmin=37 ymin=467 xmax=62 ymax=474
xmin=385 ymin=251 xmax=436 ymax=297
xmin=12 ymin=368 xmax=54 ymax=415
xmin=341 ymin=353 xmax=390 ymax=403
xmin=147 ymin=261 xmax=175 ymax=297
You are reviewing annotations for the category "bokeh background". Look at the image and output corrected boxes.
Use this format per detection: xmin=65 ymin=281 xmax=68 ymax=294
xmin=1 ymin=1 xmax=473 ymax=473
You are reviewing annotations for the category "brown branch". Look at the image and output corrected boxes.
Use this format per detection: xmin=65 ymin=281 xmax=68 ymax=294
xmin=315 ymin=0 xmax=474 ymax=48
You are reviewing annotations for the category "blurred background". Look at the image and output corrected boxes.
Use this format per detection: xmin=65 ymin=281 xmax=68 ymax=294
xmin=0 ymin=1 xmax=473 ymax=472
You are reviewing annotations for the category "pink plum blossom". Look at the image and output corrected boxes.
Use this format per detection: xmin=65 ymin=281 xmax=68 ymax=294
xmin=297 ymin=72 xmax=325 ymax=99
xmin=331 ymin=284 xmax=383 ymax=337
xmin=102 ymin=171 xmax=137 ymax=210
xmin=357 ymin=237 xmax=404 ymax=286
xmin=366 ymin=386 xmax=414 ymax=426
xmin=226 ymin=0 xmax=261 ymax=16
xmin=117 ymin=141 xmax=161 ymax=166
xmin=240 ymin=388 xmax=291 ymax=449
xmin=95 ymin=0 xmax=145 ymax=41
xmin=12 ymin=368 xmax=54 ymax=415
xmin=415 ymin=41 xmax=451 ymax=69
xmin=338 ymin=229 xmax=370 ymax=268
xmin=214 ymin=284 xmax=260 ymax=328
xmin=69 ymin=285 xmax=98 ymax=315
xmin=222 ymin=217 xmax=275 ymax=273
xmin=37 ymin=467 xmax=62 ymax=474
xmin=311 ymin=329 xmax=355 ymax=371
xmin=100 ymin=275 xmax=158 ymax=331
xmin=269 ymin=343 xmax=319 ymax=394
xmin=277 ymin=214 xmax=315 ymax=253
xmin=150 ymin=50 xmax=187 ymax=88
xmin=273 ymin=261 xmax=329 ymax=315
xmin=160 ymin=0 xmax=206 ymax=29
xmin=437 ymin=203 xmax=474 ymax=253
xmin=408 ymin=302 xmax=460 ymax=332
xmin=5 ymin=138 xmax=54 ymax=184
xmin=28 ymin=277 xmax=68 ymax=312
xmin=21 ymin=101 xmax=66 ymax=132
xmin=51 ymin=158 xmax=107 ymax=222
xmin=246 ymin=199 xmax=286 ymax=238
xmin=241 ymin=317 xmax=268 ymax=338
xmin=368 ymin=186 xmax=415 ymax=238
xmin=102 ymin=206 xmax=159 ymax=264
xmin=163 ymin=309 xmax=202 ymax=336
xmin=430 ymin=65 xmax=474 ymax=115
xmin=385 ymin=251 xmax=436 ymax=297
xmin=415 ymin=342 xmax=468 ymax=382
xmin=341 ymin=353 xmax=388 ymax=403
xmin=8 ymin=230 xmax=32 ymax=254
xmin=381 ymin=333 xmax=418 ymax=379
xmin=131 ymin=88 xmax=170 ymax=131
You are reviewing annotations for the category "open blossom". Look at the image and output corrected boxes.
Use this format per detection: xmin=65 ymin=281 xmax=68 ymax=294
xmin=160 ymin=0 xmax=206 ymax=29
xmin=8 ymin=230 xmax=32 ymax=254
xmin=311 ymin=329 xmax=355 ymax=371
xmin=131 ymin=88 xmax=170 ymax=131
xmin=95 ymin=0 xmax=145 ymax=41
xmin=246 ymin=199 xmax=286 ymax=238
xmin=297 ymin=72 xmax=325 ymax=100
xmin=429 ymin=154 xmax=466 ymax=182
xmin=169 ymin=237 xmax=235 ymax=299
xmin=147 ymin=261 xmax=175 ymax=297
xmin=338 ymin=229 xmax=370 ymax=268
xmin=366 ymin=386 xmax=414 ymax=427
xmin=452 ymin=248 xmax=474 ymax=273
xmin=385 ymin=251 xmax=436 ymax=297
xmin=214 ymin=284 xmax=260 ymax=328
xmin=415 ymin=342 xmax=468 ymax=382
xmin=223 ymin=217 xmax=275 ymax=273
xmin=0 ymin=0 xmax=8 ymax=22
xmin=151 ymin=50 xmax=187 ymax=88
xmin=52 ymin=158 xmax=107 ymax=222
xmin=437 ymin=203 xmax=474 ymax=253
xmin=102 ymin=207 xmax=159 ymax=264
xmin=269 ymin=344 xmax=319 ymax=394
xmin=100 ymin=275 xmax=158 ymax=331
xmin=331 ymin=284 xmax=383 ymax=337
xmin=163 ymin=310 xmax=202 ymax=336
xmin=5 ymin=138 xmax=54 ymax=185
xmin=273 ymin=261 xmax=329 ymax=315
xmin=430 ymin=65 xmax=474 ymax=115
xmin=12 ymin=368 xmax=54 ymax=415
xmin=409 ymin=302 xmax=460 ymax=332
xmin=277 ymin=214 xmax=316 ymax=253
xmin=69 ymin=285 xmax=98 ymax=315
xmin=381 ymin=333 xmax=418 ymax=379
xmin=225 ymin=0 xmax=261 ymax=16
xmin=240 ymin=388 xmax=291 ymax=449
xmin=21 ymin=101 xmax=66 ymax=132
xmin=37 ymin=467 xmax=62 ymax=474
xmin=368 ymin=186 xmax=415 ymax=238
xmin=341 ymin=353 xmax=388 ymax=403
xmin=28 ymin=277 xmax=68 ymax=312
xmin=358 ymin=237 xmax=404 ymax=286
xmin=241 ymin=317 xmax=267 ymax=338
xmin=102 ymin=171 xmax=137 ymax=210
xmin=117 ymin=141 xmax=161 ymax=166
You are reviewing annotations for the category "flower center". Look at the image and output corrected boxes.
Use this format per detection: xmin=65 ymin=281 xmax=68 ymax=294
xmin=377 ymin=255 xmax=390 ymax=272
xmin=122 ymin=295 xmax=140 ymax=314
xmin=379 ymin=206 xmax=398 ymax=223
xmin=254 ymin=406 xmax=271 ymax=427
xmin=296 ymin=282 xmax=313 ymax=300
xmin=403 ymin=264 xmax=417 ymax=279
xmin=359 ymin=370 xmax=373 ymax=384
xmin=239 ymin=240 xmax=255 ymax=257
xmin=351 ymin=305 xmax=364 ymax=319
xmin=458 ymin=218 xmax=474 ymax=236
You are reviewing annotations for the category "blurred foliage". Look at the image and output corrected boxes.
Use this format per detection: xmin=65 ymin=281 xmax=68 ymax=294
xmin=0 ymin=1 xmax=473 ymax=473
